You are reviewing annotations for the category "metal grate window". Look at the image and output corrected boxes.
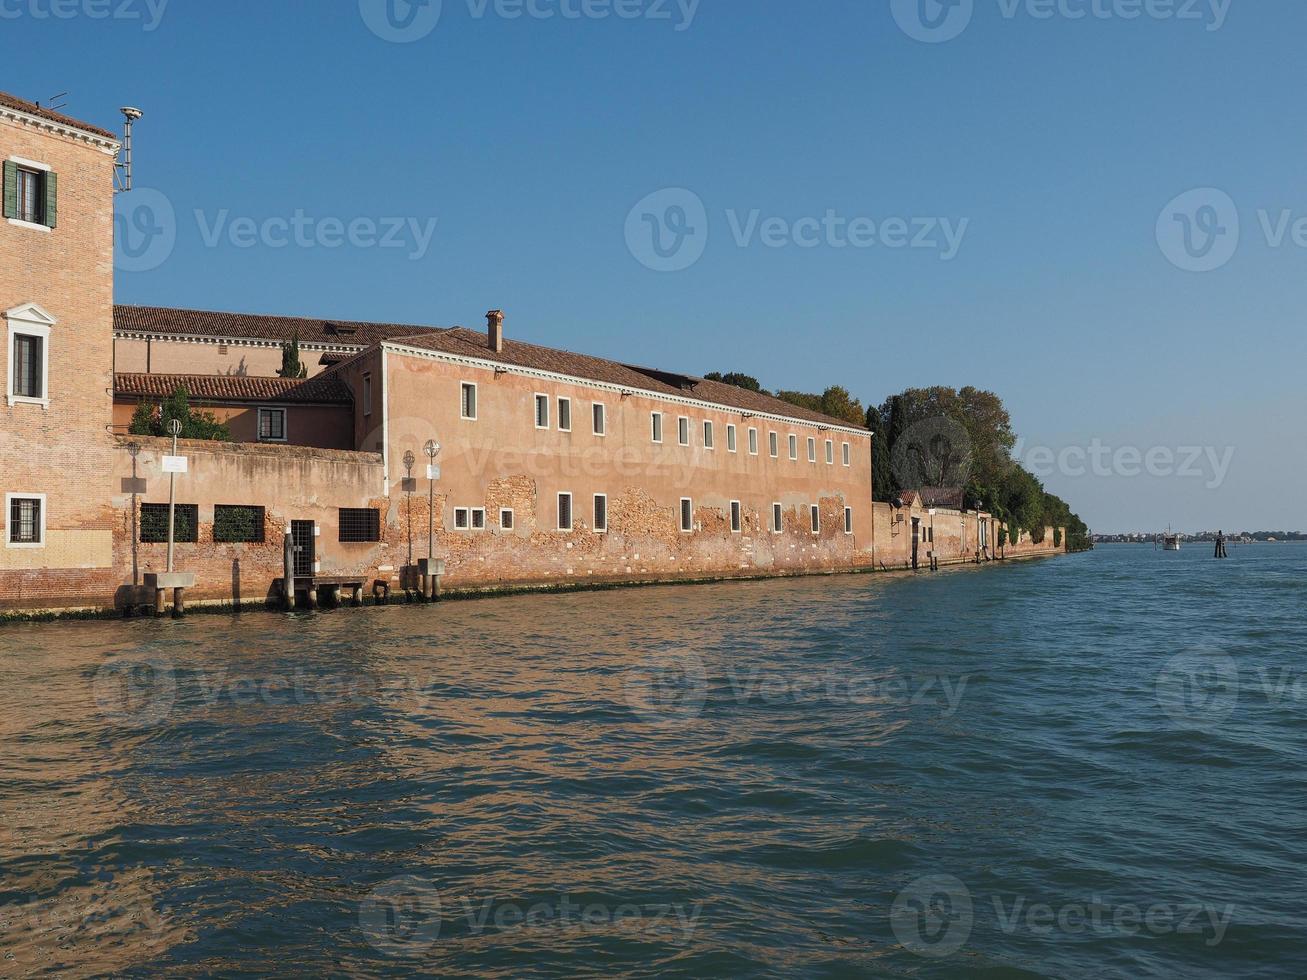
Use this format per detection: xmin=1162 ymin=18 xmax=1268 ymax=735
xmin=593 ymin=494 xmax=607 ymax=533
xmin=214 ymin=505 xmax=265 ymax=543
xmin=558 ymin=493 xmax=573 ymax=531
xmin=471 ymin=508 xmax=486 ymax=530
xmin=141 ymin=503 xmax=198 ymax=543
xmin=257 ymin=408 xmax=286 ymax=442
xmin=500 ymin=508 xmax=514 ymax=530
xmin=454 ymin=508 xmax=470 ymax=530
xmin=339 ymin=508 xmax=380 ymax=542
xmin=8 ymin=497 xmax=41 ymax=544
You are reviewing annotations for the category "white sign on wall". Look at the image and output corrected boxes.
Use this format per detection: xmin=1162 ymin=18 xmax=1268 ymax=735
xmin=161 ymin=456 xmax=189 ymax=474
xmin=426 ymin=465 xmax=441 ymax=481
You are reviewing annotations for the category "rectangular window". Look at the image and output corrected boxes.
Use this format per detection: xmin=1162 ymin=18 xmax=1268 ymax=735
xmin=703 ymin=420 xmax=714 ymax=450
xmin=807 ymin=437 xmax=817 ymax=463
xmin=593 ymin=494 xmax=608 ymax=533
xmin=825 ymin=439 xmax=834 ymax=465
xmin=140 ymin=503 xmax=199 ymax=544
xmin=11 ymin=333 xmax=42 ymax=400
xmin=678 ymin=416 xmax=690 ymax=446
xmin=257 ymin=407 xmax=287 ymax=442
xmin=769 ymin=431 xmax=779 ymax=458
xmin=727 ymin=424 xmax=737 ymax=453
xmin=845 ymin=507 xmax=854 ymax=534
xmin=788 ymin=434 xmax=798 ymax=460
xmin=6 ymin=494 xmax=43 ymax=546
xmin=461 ymin=382 xmax=478 ymax=420
xmin=339 ymin=508 xmax=381 ymax=542
xmin=843 ymin=442 xmax=851 ymax=467
xmin=651 ymin=412 xmax=663 ymax=444
xmin=772 ymin=502 xmax=783 ymax=533
xmin=471 ymin=508 xmax=486 ymax=530
xmin=680 ymin=498 xmax=693 ymax=533
xmin=362 ymin=374 xmax=372 ymax=416
xmin=454 ymin=507 xmax=470 ymax=530
xmin=558 ymin=492 xmax=573 ymax=531
xmin=213 ymin=505 xmax=266 ymax=543
xmin=535 ymin=393 xmax=550 ymax=429
xmin=558 ymin=397 xmax=571 ymax=432
xmin=499 ymin=508 xmax=514 ymax=530
xmin=592 ymin=403 xmax=606 ymax=436
xmin=811 ymin=505 xmax=821 ymax=534
xmin=730 ymin=500 xmax=741 ymax=533
xmin=16 ymin=167 xmax=44 ymax=225
xmin=748 ymin=427 xmax=759 ymax=455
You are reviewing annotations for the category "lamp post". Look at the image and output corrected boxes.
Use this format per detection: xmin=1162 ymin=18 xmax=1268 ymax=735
xmin=927 ymin=508 xmax=937 ymax=571
xmin=422 ymin=439 xmax=441 ymax=601
xmin=403 ymin=450 xmax=416 ymax=571
xmin=166 ymin=418 xmax=182 ymax=574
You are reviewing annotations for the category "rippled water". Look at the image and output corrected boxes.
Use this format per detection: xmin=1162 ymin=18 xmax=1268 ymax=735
xmin=2 ymin=544 xmax=1306 ymax=977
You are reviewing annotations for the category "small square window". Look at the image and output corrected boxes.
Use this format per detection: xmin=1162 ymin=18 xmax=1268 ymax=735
xmin=703 ymin=420 xmax=714 ymax=450
xmin=594 ymin=494 xmax=608 ymax=533
xmin=651 ymin=412 xmax=663 ymax=443
xmin=592 ymin=403 xmax=606 ymax=436
xmin=678 ymin=416 xmax=690 ymax=446
xmin=6 ymin=494 xmax=43 ymax=546
xmin=471 ymin=508 xmax=486 ymax=530
xmin=461 ymin=382 xmax=478 ymax=420
xmin=257 ymin=407 xmax=287 ymax=442
xmin=727 ymin=424 xmax=737 ymax=453
xmin=748 ymin=428 xmax=759 ymax=455
xmin=558 ymin=492 xmax=573 ymax=531
xmin=680 ymin=498 xmax=693 ymax=533
xmin=454 ymin=507 xmax=470 ymax=530
xmin=500 ymin=508 xmax=515 ymax=530
xmin=535 ymin=393 xmax=550 ymax=429
xmin=730 ymin=500 xmax=741 ymax=533
xmin=558 ymin=397 xmax=572 ymax=432
xmin=769 ymin=431 xmax=779 ymax=458
xmin=772 ymin=502 xmax=783 ymax=533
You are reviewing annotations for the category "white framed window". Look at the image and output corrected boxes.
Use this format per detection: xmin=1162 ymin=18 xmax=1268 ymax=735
xmin=558 ymin=492 xmax=573 ymax=531
xmin=703 ymin=420 xmax=714 ymax=449
xmin=558 ymin=397 xmax=572 ymax=432
xmin=5 ymin=159 xmax=55 ymax=231
xmin=788 ymin=434 xmax=798 ymax=460
xmin=825 ymin=439 xmax=834 ymax=465
xmin=535 ymin=393 xmax=550 ymax=429
xmin=845 ymin=507 xmax=854 ymax=534
xmin=6 ymin=304 xmax=54 ymax=408
xmin=769 ymin=431 xmax=779 ymax=458
xmin=807 ymin=437 xmax=816 ymax=463
xmin=680 ymin=497 xmax=693 ymax=533
xmin=842 ymin=442 xmax=851 ymax=467
xmin=651 ymin=412 xmax=663 ymax=444
xmin=257 ymin=407 xmax=287 ymax=442
xmin=748 ymin=427 xmax=759 ymax=455
xmin=500 ymin=508 xmax=515 ymax=530
xmin=460 ymin=382 xmax=478 ymax=420
xmin=730 ymin=500 xmax=741 ymax=533
xmin=362 ymin=373 xmax=372 ymax=416
xmin=453 ymin=507 xmax=470 ymax=530
xmin=5 ymin=492 xmax=45 ymax=548
xmin=592 ymin=402 xmax=606 ymax=436
xmin=772 ymin=502 xmax=783 ymax=533
xmin=678 ymin=416 xmax=690 ymax=446
xmin=593 ymin=494 xmax=608 ymax=533
xmin=471 ymin=508 xmax=486 ymax=530
xmin=810 ymin=505 xmax=821 ymax=534
xmin=727 ymin=424 xmax=737 ymax=453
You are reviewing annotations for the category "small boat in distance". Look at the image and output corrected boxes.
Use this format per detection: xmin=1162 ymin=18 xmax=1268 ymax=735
xmin=1161 ymin=527 xmax=1181 ymax=551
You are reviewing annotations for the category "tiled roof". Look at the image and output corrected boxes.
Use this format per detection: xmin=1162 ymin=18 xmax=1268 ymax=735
xmin=915 ymin=486 xmax=966 ymax=510
xmin=113 ymin=305 xmax=445 ymax=348
xmin=0 ymin=91 xmax=118 ymax=140
xmin=114 ymin=373 xmax=353 ymax=405
xmin=387 ymin=327 xmax=868 ymax=431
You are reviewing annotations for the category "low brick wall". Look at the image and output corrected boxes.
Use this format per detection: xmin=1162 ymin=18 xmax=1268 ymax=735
xmin=872 ymin=501 xmax=1063 ymax=569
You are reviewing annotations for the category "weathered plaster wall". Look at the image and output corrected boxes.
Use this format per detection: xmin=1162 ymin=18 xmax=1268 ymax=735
xmin=111 ymin=398 xmax=354 ymax=450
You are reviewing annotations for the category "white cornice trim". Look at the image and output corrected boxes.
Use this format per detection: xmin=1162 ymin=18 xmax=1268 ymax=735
xmin=113 ymin=330 xmax=368 ymax=352
xmin=0 ymin=106 xmax=119 ymax=153
xmin=381 ymin=341 xmax=873 ymax=439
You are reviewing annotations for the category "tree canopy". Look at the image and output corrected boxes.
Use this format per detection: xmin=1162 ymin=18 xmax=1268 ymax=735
xmin=128 ymin=386 xmax=232 ymax=441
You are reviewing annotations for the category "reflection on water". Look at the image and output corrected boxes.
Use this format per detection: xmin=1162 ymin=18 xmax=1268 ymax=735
xmin=2 ymin=547 xmax=1306 ymax=976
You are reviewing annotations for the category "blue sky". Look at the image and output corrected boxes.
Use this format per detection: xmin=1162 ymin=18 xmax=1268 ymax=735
xmin=10 ymin=0 xmax=1306 ymax=532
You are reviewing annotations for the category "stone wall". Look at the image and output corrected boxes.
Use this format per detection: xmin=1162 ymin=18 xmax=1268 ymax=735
xmin=871 ymin=501 xmax=1060 ymax=569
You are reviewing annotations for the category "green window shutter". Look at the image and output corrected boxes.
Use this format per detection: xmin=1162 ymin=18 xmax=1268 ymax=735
xmin=2 ymin=161 xmax=16 ymax=220
xmin=43 ymin=171 xmax=56 ymax=228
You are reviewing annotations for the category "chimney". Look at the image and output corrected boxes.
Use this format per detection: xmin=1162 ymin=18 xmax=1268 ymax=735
xmin=486 ymin=310 xmax=505 ymax=353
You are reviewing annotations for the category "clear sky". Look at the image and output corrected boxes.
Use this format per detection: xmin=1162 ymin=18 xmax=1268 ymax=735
xmin=10 ymin=0 xmax=1305 ymax=533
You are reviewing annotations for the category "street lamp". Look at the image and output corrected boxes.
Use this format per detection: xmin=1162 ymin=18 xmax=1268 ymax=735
xmin=402 ymin=450 xmax=416 ymax=570
xmin=423 ymin=439 xmax=441 ymax=563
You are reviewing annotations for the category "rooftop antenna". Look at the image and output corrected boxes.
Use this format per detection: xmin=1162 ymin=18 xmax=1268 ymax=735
xmin=42 ymin=92 xmax=68 ymax=111
xmin=115 ymin=106 xmax=143 ymax=193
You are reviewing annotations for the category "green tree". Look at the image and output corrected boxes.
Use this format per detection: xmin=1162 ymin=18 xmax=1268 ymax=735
xmin=278 ymin=333 xmax=308 ymax=379
xmin=704 ymin=371 xmax=765 ymax=393
xmin=127 ymin=386 xmax=232 ymax=441
xmin=867 ymin=403 xmax=894 ymax=502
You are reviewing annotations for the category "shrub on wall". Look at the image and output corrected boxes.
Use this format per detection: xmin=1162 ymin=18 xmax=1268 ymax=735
xmin=1054 ymin=527 xmax=1063 ymax=548
xmin=1031 ymin=525 xmax=1046 ymax=544
xmin=1009 ymin=526 xmax=1020 ymax=546
xmin=129 ymin=386 xmax=232 ymax=442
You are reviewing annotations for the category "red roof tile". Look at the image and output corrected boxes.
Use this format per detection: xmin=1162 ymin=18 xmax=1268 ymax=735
xmin=114 ymin=373 xmax=353 ymax=405
xmin=0 ymin=91 xmax=118 ymax=140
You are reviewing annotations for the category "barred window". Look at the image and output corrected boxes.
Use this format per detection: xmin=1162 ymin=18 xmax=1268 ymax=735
xmin=730 ymin=500 xmax=741 ymax=533
xmin=593 ymin=494 xmax=607 ymax=533
xmin=141 ymin=503 xmax=198 ymax=543
xmin=772 ymin=502 xmax=783 ymax=533
xmin=214 ymin=505 xmax=265 ymax=543
xmin=471 ymin=508 xmax=486 ymax=530
xmin=680 ymin=498 xmax=693 ymax=533
xmin=558 ymin=492 xmax=573 ymax=531
xmin=811 ymin=505 xmax=821 ymax=534
xmin=454 ymin=507 xmax=470 ymax=530
xmin=7 ymin=496 xmax=41 ymax=545
xmin=339 ymin=507 xmax=381 ymax=542
xmin=500 ymin=508 xmax=515 ymax=530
